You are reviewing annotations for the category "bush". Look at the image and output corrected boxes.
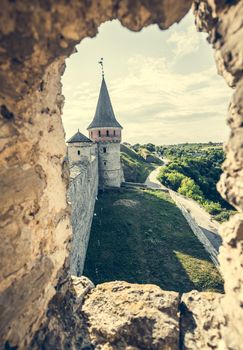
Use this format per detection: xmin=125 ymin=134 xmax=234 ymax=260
xmin=158 ymin=168 xmax=186 ymax=191
xmin=144 ymin=143 xmax=156 ymax=153
xmin=178 ymin=177 xmax=204 ymax=201
xmin=166 ymin=172 xmax=186 ymax=191
xmin=214 ymin=210 xmax=235 ymax=223
xmin=155 ymin=143 xmax=236 ymax=220
xmin=203 ymin=201 xmax=222 ymax=215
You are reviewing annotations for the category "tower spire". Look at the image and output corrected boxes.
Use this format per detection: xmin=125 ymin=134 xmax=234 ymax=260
xmin=87 ymin=77 xmax=122 ymax=130
xmin=98 ymin=57 xmax=104 ymax=78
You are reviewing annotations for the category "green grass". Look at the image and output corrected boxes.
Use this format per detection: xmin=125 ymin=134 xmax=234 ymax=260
xmin=121 ymin=144 xmax=156 ymax=183
xmin=84 ymin=189 xmax=224 ymax=293
xmin=138 ymin=147 xmax=163 ymax=164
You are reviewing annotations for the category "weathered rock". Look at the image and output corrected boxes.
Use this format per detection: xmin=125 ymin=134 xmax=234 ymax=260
xmin=82 ymin=281 xmax=180 ymax=350
xmin=218 ymin=214 xmax=243 ymax=350
xmin=0 ymin=0 xmax=192 ymax=101
xmin=0 ymin=257 xmax=54 ymax=346
xmin=0 ymin=1 xmax=192 ymax=347
xmin=0 ymin=59 xmax=72 ymax=349
xmin=180 ymin=290 xmax=226 ymax=350
xmin=31 ymin=275 xmax=95 ymax=350
xmin=32 ymin=279 xmax=229 ymax=350
xmin=0 ymin=0 xmax=243 ymax=349
xmin=32 ymin=278 xmax=180 ymax=350
xmin=194 ymin=1 xmax=243 ymax=348
xmin=194 ymin=0 xmax=243 ymax=87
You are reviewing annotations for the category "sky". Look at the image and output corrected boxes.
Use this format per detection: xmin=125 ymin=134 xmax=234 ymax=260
xmin=62 ymin=11 xmax=232 ymax=145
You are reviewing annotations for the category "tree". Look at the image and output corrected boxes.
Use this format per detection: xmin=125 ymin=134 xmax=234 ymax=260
xmin=156 ymin=143 xmax=235 ymax=219
xmin=167 ymin=172 xmax=186 ymax=191
xmin=155 ymin=145 xmax=165 ymax=156
xmin=178 ymin=177 xmax=204 ymax=201
xmin=203 ymin=201 xmax=222 ymax=215
xmin=144 ymin=143 xmax=155 ymax=153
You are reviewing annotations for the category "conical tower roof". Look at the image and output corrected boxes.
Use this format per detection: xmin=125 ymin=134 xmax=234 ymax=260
xmin=67 ymin=130 xmax=92 ymax=143
xmin=87 ymin=77 xmax=122 ymax=129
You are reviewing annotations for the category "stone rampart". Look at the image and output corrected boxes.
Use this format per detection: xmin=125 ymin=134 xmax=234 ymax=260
xmin=1 ymin=1 xmax=243 ymax=348
xmin=169 ymin=190 xmax=220 ymax=268
xmin=68 ymin=156 xmax=98 ymax=276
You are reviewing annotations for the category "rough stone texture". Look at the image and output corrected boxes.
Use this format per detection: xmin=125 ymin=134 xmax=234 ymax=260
xmin=0 ymin=0 xmax=192 ymax=102
xmin=32 ymin=278 xmax=180 ymax=350
xmin=83 ymin=281 xmax=180 ymax=350
xmin=180 ymin=290 xmax=226 ymax=350
xmin=218 ymin=214 xmax=243 ymax=350
xmin=0 ymin=58 xmax=71 ymax=348
xmin=1 ymin=0 xmax=243 ymax=348
xmin=30 ymin=275 xmax=95 ymax=350
xmin=0 ymin=1 xmax=192 ymax=347
xmin=194 ymin=1 xmax=243 ymax=348
xmin=32 ymin=278 xmax=228 ymax=350
xmin=68 ymin=157 xmax=99 ymax=276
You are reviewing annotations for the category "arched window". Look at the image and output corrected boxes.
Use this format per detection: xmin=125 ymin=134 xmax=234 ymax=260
xmin=77 ymin=150 xmax=80 ymax=155
xmin=103 ymin=147 xmax=106 ymax=153
xmin=104 ymin=161 xmax=106 ymax=166
xmin=91 ymin=131 xmax=93 ymax=137
xmin=98 ymin=130 xmax=101 ymax=137
xmin=113 ymin=130 xmax=116 ymax=136
xmin=106 ymin=130 xmax=109 ymax=136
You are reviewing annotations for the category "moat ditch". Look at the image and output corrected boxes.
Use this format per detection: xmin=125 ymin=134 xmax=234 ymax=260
xmin=83 ymin=188 xmax=223 ymax=293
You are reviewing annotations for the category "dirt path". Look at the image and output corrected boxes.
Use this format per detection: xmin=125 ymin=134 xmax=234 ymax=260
xmin=144 ymin=166 xmax=167 ymax=190
xmin=145 ymin=167 xmax=222 ymax=252
xmin=171 ymin=193 xmax=222 ymax=251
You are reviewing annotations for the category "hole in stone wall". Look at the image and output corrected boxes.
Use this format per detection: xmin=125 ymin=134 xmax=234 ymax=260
xmin=62 ymin=12 xmax=234 ymax=294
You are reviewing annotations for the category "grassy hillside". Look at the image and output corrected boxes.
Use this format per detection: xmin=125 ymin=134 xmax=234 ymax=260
xmin=84 ymin=189 xmax=223 ymax=293
xmin=138 ymin=147 xmax=163 ymax=164
xmin=121 ymin=144 xmax=156 ymax=183
xmin=156 ymin=143 xmax=235 ymax=222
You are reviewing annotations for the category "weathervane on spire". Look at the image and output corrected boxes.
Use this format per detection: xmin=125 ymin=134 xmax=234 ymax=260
xmin=98 ymin=57 xmax=104 ymax=78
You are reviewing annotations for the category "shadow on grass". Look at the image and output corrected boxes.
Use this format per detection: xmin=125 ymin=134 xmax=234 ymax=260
xmin=83 ymin=189 xmax=224 ymax=293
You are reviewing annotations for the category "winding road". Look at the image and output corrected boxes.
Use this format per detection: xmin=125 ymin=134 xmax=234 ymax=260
xmin=145 ymin=167 xmax=222 ymax=252
xmin=144 ymin=166 xmax=167 ymax=190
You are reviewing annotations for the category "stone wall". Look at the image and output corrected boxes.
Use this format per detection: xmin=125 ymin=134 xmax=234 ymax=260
xmin=68 ymin=154 xmax=98 ymax=276
xmin=0 ymin=58 xmax=72 ymax=348
xmin=31 ymin=276 xmax=225 ymax=350
xmin=1 ymin=0 xmax=243 ymax=349
xmin=0 ymin=6 xmax=192 ymax=347
xmin=193 ymin=1 xmax=243 ymax=348
xmin=169 ymin=190 xmax=219 ymax=267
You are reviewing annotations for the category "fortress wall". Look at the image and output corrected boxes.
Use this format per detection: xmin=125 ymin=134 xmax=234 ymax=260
xmin=68 ymin=155 xmax=98 ymax=276
xmin=169 ymin=190 xmax=219 ymax=267
xmin=1 ymin=1 xmax=243 ymax=349
xmin=0 ymin=59 xmax=72 ymax=348
xmin=0 ymin=1 xmax=192 ymax=346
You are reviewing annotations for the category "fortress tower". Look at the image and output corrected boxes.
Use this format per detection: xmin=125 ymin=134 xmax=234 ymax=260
xmin=67 ymin=130 xmax=94 ymax=164
xmin=87 ymin=73 xmax=123 ymax=188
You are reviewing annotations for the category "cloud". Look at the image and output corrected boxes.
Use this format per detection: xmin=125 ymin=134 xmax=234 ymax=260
xmin=62 ymin=17 xmax=232 ymax=145
xmin=167 ymin=23 xmax=200 ymax=58
xmin=110 ymin=55 xmax=230 ymax=121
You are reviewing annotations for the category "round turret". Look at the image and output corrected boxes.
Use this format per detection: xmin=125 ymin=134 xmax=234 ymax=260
xmin=88 ymin=127 xmax=121 ymax=143
xmin=67 ymin=130 xmax=94 ymax=164
xmin=87 ymin=76 xmax=123 ymax=188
